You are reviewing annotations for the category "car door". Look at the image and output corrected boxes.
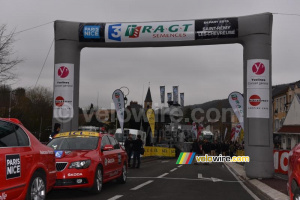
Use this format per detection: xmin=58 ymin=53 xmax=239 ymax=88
xmin=100 ymin=135 xmax=116 ymax=180
xmin=108 ymin=136 xmax=122 ymax=174
xmin=0 ymin=121 xmax=32 ymax=199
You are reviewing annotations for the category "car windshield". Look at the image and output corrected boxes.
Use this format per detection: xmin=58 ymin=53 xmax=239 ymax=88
xmin=115 ymin=133 xmax=136 ymax=143
xmin=47 ymin=137 xmax=99 ymax=150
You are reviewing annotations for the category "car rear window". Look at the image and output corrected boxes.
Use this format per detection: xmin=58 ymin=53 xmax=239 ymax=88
xmin=47 ymin=137 xmax=99 ymax=150
xmin=0 ymin=120 xmax=29 ymax=147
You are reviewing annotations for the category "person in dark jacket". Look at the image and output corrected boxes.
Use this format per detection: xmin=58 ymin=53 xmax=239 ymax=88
xmin=132 ymin=135 xmax=143 ymax=168
xmin=49 ymin=123 xmax=61 ymax=141
xmin=124 ymin=134 xmax=134 ymax=167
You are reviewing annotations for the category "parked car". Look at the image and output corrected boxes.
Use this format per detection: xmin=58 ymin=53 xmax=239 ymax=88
xmin=288 ymin=143 xmax=300 ymax=200
xmin=0 ymin=118 xmax=56 ymax=200
xmin=47 ymin=131 xmax=127 ymax=193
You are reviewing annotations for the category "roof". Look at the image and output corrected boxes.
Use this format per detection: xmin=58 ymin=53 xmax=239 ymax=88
xmin=272 ymin=84 xmax=290 ymax=97
xmin=54 ymin=131 xmax=101 ymax=138
xmin=144 ymin=87 xmax=152 ymax=102
xmin=278 ymin=126 xmax=300 ymax=134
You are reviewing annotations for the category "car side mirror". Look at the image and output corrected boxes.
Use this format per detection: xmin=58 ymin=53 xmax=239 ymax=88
xmin=102 ymin=144 xmax=114 ymax=151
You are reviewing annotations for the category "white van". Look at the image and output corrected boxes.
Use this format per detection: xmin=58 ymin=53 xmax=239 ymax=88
xmin=115 ymin=128 xmax=146 ymax=147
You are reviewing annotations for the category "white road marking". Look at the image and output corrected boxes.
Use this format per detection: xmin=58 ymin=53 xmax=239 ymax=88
xmin=161 ymin=160 xmax=170 ymax=163
xmin=130 ymin=180 xmax=154 ymax=190
xmin=107 ymin=195 xmax=123 ymax=200
xmin=127 ymin=176 xmax=241 ymax=182
xmin=211 ymin=177 xmax=223 ymax=182
xmin=178 ymin=165 xmax=183 ymax=168
xmin=170 ymin=168 xmax=178 ymax=172
xmin=157 ymin=173 xmax=169 ymax=178
xmin=198 ymin=173 xmax=202 ymax=178
xmin=224 ymin=164 xmax=260 ymax=200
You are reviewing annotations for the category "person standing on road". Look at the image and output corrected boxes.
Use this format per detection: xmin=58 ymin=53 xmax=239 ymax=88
xmin=124 ymin=134 xmax=134 ymax=167
xmin=49 ymin=123 xmax=61 ymax=141
xmin=132 ymin=135 xmax=143 ymax=169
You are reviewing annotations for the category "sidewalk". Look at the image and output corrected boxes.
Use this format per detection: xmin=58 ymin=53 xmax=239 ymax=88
xmin=225 ymin=162 xmax=289 ymax=200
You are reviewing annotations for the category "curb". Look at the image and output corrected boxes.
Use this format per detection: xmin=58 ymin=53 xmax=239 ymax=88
xmin=224 ymin=162 xmax=289 ymax=200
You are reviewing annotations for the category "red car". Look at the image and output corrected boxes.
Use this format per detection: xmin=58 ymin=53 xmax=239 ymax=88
xmin=288 ymin=144 xmax=300 ymax=200
xmin=47 ymin=131 xmax=128 ymax=193
xmin=0 ymin=118 xmax=56 ymax=200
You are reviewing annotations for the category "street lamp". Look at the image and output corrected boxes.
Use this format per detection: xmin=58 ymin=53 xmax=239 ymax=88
xmin=119 ymin=86 xmax=130 ymax=105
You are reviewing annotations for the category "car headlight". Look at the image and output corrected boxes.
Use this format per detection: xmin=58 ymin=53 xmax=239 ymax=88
xmin=69 ymin=160 xmax=91 ymax=169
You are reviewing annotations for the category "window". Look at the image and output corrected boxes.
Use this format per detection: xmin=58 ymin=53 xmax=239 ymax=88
xmin=276 ymin=99 xmax=279 ymax=110
xmin=15 ymin=126 xmax=29 ymax=146
xmin=101 ymin=136 xmax=110 ymax=149
xmin=280 ymin=98 xmax=282 ymax=112
xmin=0 ymin=121 xmax=18 ymax=147
xmin=108 ymin=136 xmax=120 ymax=149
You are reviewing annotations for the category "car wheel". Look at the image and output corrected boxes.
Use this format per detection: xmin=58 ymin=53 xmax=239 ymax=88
xmin=91 ymin=167 xmax=102 ymax=194
xmin=26 ymin=171 xmax=46 ymax=200
xmin=117 ymin=163 xmax=127 ymax=184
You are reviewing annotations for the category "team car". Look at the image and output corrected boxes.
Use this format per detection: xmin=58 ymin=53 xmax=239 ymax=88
xmin=0 ymin=118 xmax=56 ymax=200
xmin=47 ymin=131 xmax=128 ymax=193
xmin=288 ymin=144 xmax=300 ymax=200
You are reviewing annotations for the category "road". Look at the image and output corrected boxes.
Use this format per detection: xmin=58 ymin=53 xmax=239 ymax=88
xmin=47 ymin=158 xmax=260 ymax=200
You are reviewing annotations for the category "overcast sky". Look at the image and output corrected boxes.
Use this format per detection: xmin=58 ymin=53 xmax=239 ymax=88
xmin=1 ymin=0 xmax=300 ymax=109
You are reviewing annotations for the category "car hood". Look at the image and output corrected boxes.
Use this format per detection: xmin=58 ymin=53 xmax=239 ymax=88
xmin=54 ymin=150 xmax=95 ymax=160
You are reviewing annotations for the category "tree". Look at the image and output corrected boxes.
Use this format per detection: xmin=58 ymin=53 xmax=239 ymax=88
xmin=0 ymin=24 xmax=22 ymax=84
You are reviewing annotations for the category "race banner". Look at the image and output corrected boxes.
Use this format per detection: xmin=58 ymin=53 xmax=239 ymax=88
xmin=105 ymin=21 xmax=195 ymax=43
xmin=173 ymin=86 xmax=179 ymax=104
xmin=228 ymin=92 xmax=244 ymax=130
xmin=180 ymin=93 xmax=184 ymax=107
xmin=167 ymin=93 xmax=172 ymax=102
xmin=146 ymin=109 xmax=155 ymax=137
xmin=160 ymin=86 xmax=165 ymax=103
xmin=112 ymin=89 xmax=125 ymax=133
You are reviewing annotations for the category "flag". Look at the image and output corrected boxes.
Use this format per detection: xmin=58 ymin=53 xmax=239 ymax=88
xmin=224 ymin=127 xmax=228 ymax=140
xmin=173 ymin=86 xmax=178 ymax=104
xmin=167 ymin=93 xmax=172 ymax=102
xmin=180 ymin=93 xmax=184 ymax=107
xmin=228 ymin=92 xmax=244 ymax=130
xmin=112 ymin=89 xmax=125 ymax=134
xmin=160 ymin=86 xmax=165 ymax=103
xmin=146 ymin=109 xmax=155 ymax=138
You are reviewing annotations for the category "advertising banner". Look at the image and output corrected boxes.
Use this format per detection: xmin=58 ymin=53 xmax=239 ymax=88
xmin=180 ymin=93 xmax=184 ymax=107
xmin=247 ymin=59 xmax=269 ymax=89
xmin=105 ymin=21 xmax=195 ymax=43
xmin=112 ymin=89 xmax=125 ymax=133
xmin=195 ymin=18 xmax=238 ymax=40
xmin=79 ymin=23 xmax=105 ymax=42
xmin=228 ymin=92 xmax=244 ymax=130
xmin=167 ymin=93 xmax=172 ymax=102
xmin=247 ymin=89 xmax=269 ymax=118
xmin=160 ymin=86 xmax=165 ymax=103
xmin=146 ymin=109 xmax=155 ymax=137
xmin=53 ymin=90 xmax=74 ymax=119
xmin=274 ymin=150 xmax=290 ymax=174
xmin=54 ymin=63 xmax=74 ymax=88
xmin=173 ymin=86 xmax=179 ymax=104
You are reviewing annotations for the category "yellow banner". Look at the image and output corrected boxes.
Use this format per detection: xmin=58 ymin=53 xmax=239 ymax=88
xmin=143 ymin=146 xmax=175 ymax=157
xmin=146 ymin=109 xmax=155 ymax=137
xmin=54 ymin=131 xmax=100 ymax=138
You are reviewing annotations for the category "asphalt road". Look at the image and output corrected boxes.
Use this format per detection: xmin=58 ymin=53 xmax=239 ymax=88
xmin=47 ymin=158 xmax=260 ymax=200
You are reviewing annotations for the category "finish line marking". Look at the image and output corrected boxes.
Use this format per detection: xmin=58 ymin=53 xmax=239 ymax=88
xmin=157 ymin=173 xmax=169 ymax=178
xmin=107 ymin=195 xmax=123 ymax=200
xmin=130 ymin=180 xmax=154 ymax=190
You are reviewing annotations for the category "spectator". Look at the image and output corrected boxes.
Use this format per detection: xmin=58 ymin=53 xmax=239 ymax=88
xmin=49 ymin=123 xmax=61 ymax=141
xmin=132 ymin=135 xmax=143 ymax=169
xmin=124 ymin=134 xmax=134 ymax=167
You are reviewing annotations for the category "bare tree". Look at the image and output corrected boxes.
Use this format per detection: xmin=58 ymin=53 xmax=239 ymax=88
xmin=0 ymin=24 xmax=22 ymax=84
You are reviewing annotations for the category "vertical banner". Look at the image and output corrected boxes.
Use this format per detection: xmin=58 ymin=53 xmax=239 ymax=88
xmin=146 ymin=109 xmax=155 ymax=138
xmin=167 ymin=93 xmax=172 ymax=102
xmin=112 ymin=89 xmax=125 ymax=133
xmin=53 ymin=63 xmax=74 ymax=119
xmin=224 ymin=127 xmax=228 ymax=140
xmin=191 ymin=122 xmax=197 ymax=139
xmin=173 ymin=86 xmax=179 ymax=104
xmin=234 ymin=124 xmax=242 ymax=141
xmin=180 ymin=93 xmax=184 ymax=107
xmin=228 ymin=92 xmax=244 ymax=130
xmin=160 ymin=86 xmax=165 ymax=103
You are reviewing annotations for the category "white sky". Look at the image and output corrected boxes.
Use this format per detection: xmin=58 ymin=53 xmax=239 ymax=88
xmin=1 ymin=0 xmax=300 ymax=108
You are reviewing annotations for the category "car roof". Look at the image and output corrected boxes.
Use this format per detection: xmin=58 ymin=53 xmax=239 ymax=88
xmin=0 ymin=118 xmax=23 ymax=125
xmin=54 ymin=131 xmax=103 ymax=138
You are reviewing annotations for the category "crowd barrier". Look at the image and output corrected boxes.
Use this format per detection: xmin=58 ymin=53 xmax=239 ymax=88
xmin=144 ymin=146 xmax=176 ymax=157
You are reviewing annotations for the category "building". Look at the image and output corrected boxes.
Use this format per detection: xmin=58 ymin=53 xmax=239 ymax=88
xmin=144 ymin=87 xmax=152 ymax=109
xmin=278 ymin=94 xmax=300 ymax=150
